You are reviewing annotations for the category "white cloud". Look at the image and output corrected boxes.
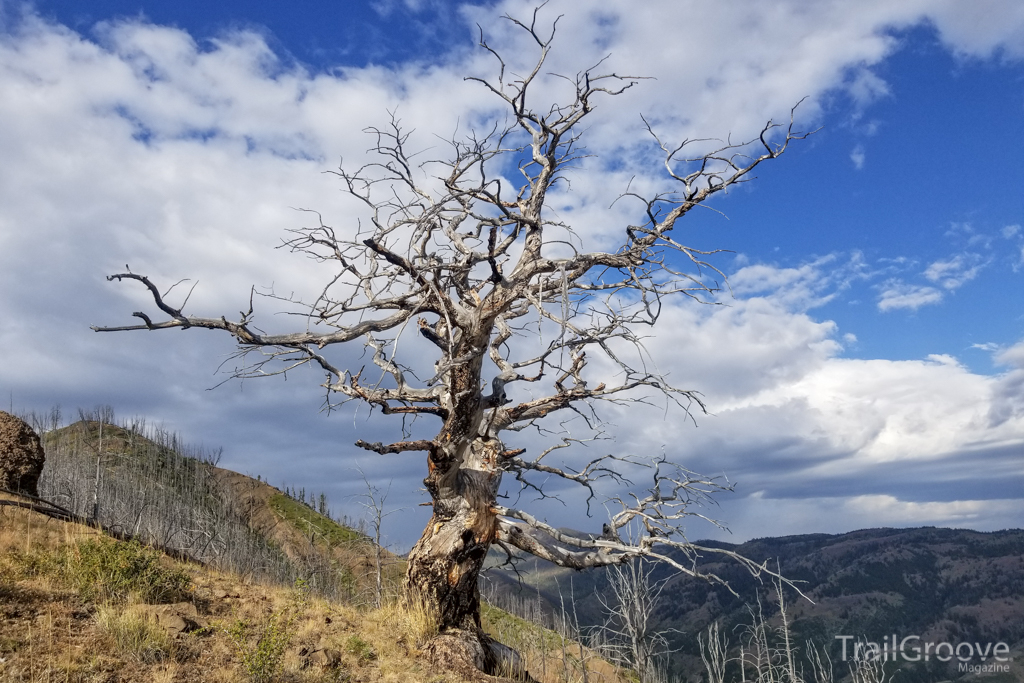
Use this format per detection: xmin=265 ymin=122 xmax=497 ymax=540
xmin=845 ymin=68 xmax=892 ymax=109
xmin=877 ymin=281 xmax=944 ymax=311
xmin=580 ymin=258 xmax=1024 ymax=540
xmin=850 ymin=144 xmax=866 ymax=169
xmin=1003 ymin=224 xmax=1021 ymax=239
xmin=466 ymin=0 xmax=1024 ymax=159
xmin=925 ymin=0 xmax=1024 ymax=59
xmin=728 ymin=253 xmax=869 ymax=309
xmin=844 ymin=496 xmax=1021 ymax=526
xmin=2 ymin=1 xmax=1024 ymax=547
xmin=697 ymin=495 xmax=1024 ymax=541
xmin=371 ymin=0 xmax=435 ymax=16
xmin=995 ymin=341 xmax=1024 ymax=368
xmin=924 ymin=253 xmax=984 ymax=290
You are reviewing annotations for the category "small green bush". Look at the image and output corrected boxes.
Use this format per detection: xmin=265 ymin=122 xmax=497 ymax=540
xmin=344 ymin=634 xmax=377 ymax=663
xmin=226 ymin=611 xmax=294 ymax=683
xmin=34 ymin=537 xmax=192 ymax=604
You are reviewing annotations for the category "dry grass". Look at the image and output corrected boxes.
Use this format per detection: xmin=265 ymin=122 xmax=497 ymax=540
xmin=95 ymin=604 xmax=176 ymax=664
xmin=1 ymin=497 xmax=629 ymax=683
xmin=481 ymin=602 xmax=626 ymax=683
xmin=371 ymin=599 xmax=440 ymax=648
xmin=0 ymin=504 xmax=469 ymax=682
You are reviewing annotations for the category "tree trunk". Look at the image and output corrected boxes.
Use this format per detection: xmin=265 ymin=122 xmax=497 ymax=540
xmin=406 ymin=435 xmax=531 ymax=679
xmin=405 ymin=436 xmax=500 ymax=630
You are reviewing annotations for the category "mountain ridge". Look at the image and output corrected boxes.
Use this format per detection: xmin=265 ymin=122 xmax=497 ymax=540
xmin=484 ymin=524 xmax=1024 ymax=682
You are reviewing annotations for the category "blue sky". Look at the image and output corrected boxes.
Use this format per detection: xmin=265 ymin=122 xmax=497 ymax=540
xmin=26 ymin=0 xmax=466 ymax=69
xmin=723 ymin=34 xmax=1024 ymax=371
xmin=1 ymin=0 xmax=1023 ymax=551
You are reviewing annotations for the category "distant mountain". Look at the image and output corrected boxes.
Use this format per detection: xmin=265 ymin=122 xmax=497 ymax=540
xmin=483 ymin=527 xmax=1024 ymax=682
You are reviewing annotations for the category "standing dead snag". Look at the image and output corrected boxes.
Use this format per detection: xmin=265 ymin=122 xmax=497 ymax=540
xmin=94 ymin=7 xmax=809 ymax=678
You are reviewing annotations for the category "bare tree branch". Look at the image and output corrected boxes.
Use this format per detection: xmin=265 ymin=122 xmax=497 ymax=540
xmin=94 ymin=5 xmax=812 ymax=675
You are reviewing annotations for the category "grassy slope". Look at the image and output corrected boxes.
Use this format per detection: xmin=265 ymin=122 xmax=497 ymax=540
xmin=0 ymin=502 xmax=629 ymax=683
xmin=0 ymin=502 xmax=443 ymax=683
xmin=5 ymin=417 xmax=630 ymax=683
xmin=267 ymin=494 xmax=363 ymax=546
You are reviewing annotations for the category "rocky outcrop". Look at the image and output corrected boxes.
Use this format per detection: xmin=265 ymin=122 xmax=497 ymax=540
xmin=137 ymin=602 xmax=205 ymax=635
xmin=0 ymin=411 xmax=45 ymax=496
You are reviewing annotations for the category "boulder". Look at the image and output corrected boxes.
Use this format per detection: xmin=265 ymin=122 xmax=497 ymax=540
xmin=139 ymin=602 xmax=204 ymax=634
xmin=0 ymin=411 xmax=45 ymax=496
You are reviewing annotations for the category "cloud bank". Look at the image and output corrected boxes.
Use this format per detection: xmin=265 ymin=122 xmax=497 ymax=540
xmin=1 ymin=0 xmax=1022 ymax=548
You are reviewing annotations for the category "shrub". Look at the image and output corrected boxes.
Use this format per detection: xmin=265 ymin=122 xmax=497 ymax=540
xmin=345 ymin=634 xmax=378 ymax=663
xmin=37 ymin=537 xmax=192 ymax=603
xmin=226 ymin=611 xmax=294 ymax=683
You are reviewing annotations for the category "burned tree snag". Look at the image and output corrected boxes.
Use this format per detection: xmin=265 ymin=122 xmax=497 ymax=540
xmin=95 ymin=6 xmax=810 ymax=678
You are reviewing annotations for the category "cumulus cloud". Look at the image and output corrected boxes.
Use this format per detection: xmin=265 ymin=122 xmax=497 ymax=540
xmin=988 ymin=389 xmax=1024 ymax=430
xmin=986 ymin=341 xmax=1024 ymax=428
xmin=689 ymin=494 xmax=1024 ymax=541
xmin=925 ymin=0 xmax=1024 ymax=59
xmin=561 ymin=255 xmax=1023 ymax=524
xmin=2 ymin=1 xmax=1024 ymax=548
xmin=593 ymin=271 xmax=1024 ymax=540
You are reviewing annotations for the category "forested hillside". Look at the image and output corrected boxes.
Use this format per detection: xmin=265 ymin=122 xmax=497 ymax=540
xmin=485 ymin=526 xmax=1024 ymax=682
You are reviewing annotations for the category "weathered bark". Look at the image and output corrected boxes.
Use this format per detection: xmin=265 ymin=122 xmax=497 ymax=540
xmin=405 ymin=432 xmax=509 ymax=673
xmin=424 ymin=631 xmax=534 ymax=682
xmin=405 ymin=489 xmax=494 ymax=634
xmin=405 ymin=442 xmax=536 ymax=679
xmin=402 ymin=322 xmax=500 ymax=618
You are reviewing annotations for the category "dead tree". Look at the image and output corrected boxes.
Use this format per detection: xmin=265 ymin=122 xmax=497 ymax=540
xmin=600 ymin=559 xmax=674 ymax=683
xmin=94 ymin=7 xmax=809 ymax=677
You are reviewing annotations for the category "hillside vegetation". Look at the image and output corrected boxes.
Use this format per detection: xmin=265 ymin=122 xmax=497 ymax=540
xmin=32 ymin=409 xmax=395 ymax=602
xmin=484 ymin=528 xmax=1024 ymax=682
xmin=1 ymin=408 xmax=628 ymax=682
xmin=7 ymin=407 xmax=1023 ymax=682
xmin=0 ymin=503 xmax=446 ymax=682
